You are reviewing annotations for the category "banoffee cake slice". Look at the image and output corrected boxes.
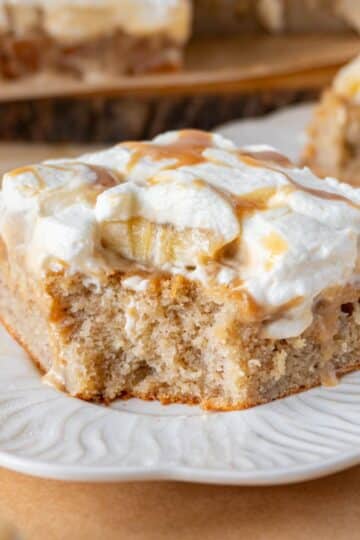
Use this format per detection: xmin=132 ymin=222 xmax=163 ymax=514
xmin=1 ymin=129 xmax=360 ymax=410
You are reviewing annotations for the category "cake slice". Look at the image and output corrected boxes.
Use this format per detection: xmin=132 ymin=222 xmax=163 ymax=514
xmin=0 ymin=0 xmax=191 ymax=79
xmin=303 ymin=54 xmax=360 ymax=186
xmin=1 ymin=129 xmax=360 ymax=410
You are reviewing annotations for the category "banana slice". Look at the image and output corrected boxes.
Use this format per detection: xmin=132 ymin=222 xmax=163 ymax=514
xmin=95 ymin=178 xmax=240 ymax=268
xmin=101 ymin=218 xmax=226 ymax=268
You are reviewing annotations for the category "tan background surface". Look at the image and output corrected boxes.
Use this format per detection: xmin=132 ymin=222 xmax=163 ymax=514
xmin=1 ymin=466 xmax=360 ymax=539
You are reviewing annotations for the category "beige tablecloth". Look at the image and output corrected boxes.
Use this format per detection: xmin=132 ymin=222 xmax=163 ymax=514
xmin=1 ymin=466 xmax=360 ymax=539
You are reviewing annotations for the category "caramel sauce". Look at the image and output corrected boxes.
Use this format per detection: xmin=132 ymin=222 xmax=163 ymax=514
xmin=262 ymin=231 xmax=289 ymax=271
xmin=276 ymin=295 xmax=304 ymax=313
xmin=262 ymin=232 xmax=288 ymax=257
xmin=236 ymin=290 xmax=264 ymax=323
xmin=212 ymin=287 xmax=264 ymax=324
xmin=257 ymin=295 xmax=305 ymax=328
xmin=46 ymin=163 xmax=123 ymax=208
xmin=315 ymin=298 xmax=341 ymax=385
xmin=286 ymin=173 xmax=360 ymax=210
xmin=9 ymin=133 xmax=358 ymax=214
xmin=47 ymin=162 xmax=122 ymax=189
xmin=315 ymin=289 xmax=344 ymax=363
xmin=233 ymin=187 xmax=277 ymax=218
xmin=239 ymin=150 xmax=293 ymax=168
xmin=238 ymin=152 xmax=360 ymax=210
xmin=8 ymin=165 xmax=47 ymax=190
xmin=0 ymin=236 xmax=8 ymax=264
xmin=8 ymin=164 xmax=38 ymax=177
xmin=121 ymin=129 xmax=213 ymax=172
xmin=192 ymin=179 xmax=207 ymax=189
xmin=147 ymin=176 xmax=169 ymax=186
xmin=215 ymin=290 xmax=305 ymax=326
xmin=212 ymin=278 xmax=305 ymax=325
xmin=308 ymin=285 xmax=360 ymax=385
xmin=81 ymin=163 xmax=122 ymax=188
xmin=8 ymin=162 xmax=123 ymax=208
xmin=9 ymin=162 xmax=121 ymax=189
xmin=203 ymin=183 xmax=277 ymax=225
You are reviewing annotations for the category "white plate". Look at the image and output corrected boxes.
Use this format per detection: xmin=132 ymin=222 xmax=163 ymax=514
xmin=3 ymin=103 xmax=360 ymax=486
xmin=216 ymin=102 xmax=314 ymax=161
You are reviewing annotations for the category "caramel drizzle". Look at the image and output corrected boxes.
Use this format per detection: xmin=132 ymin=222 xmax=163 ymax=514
xmin=252 ymin=295 xmax=305 ymax=327
xmin=233 ymin=187 xmax=278 ymax=217
xmin=7 ymin=165 xmax=47 ymax=190
xmin=214 ymin=286 xmax=305 ymax=325
xmin=121 ymin=129 xmax=213 ymax=172
xmin=77 ymin=163 xmax=122 ymax=188
xmin=238 ymin=151 xmax=360 ymax=210
xmin=239 ymin=149 xmax=294 ymax=168
xmin=208 ymin=183 xmax=277 ymax=222
xmin=46 ymin=163 xmax=122 ymax=189
xmin=9 ymin=133 xmax=358 ymax=210
xmin=285 ymin=171 xmax=360 ymax=209
xmin=121 ymin=129 xmax=359 ymax=216
xmin=7 ymin=162 xmax=122 ymax=196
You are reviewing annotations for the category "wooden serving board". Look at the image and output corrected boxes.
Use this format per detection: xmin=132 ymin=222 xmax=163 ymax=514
xmin=0 ymin=33 xmax=358 ymax=102
xmin=0 ymin=33 xmax=358 ymax=143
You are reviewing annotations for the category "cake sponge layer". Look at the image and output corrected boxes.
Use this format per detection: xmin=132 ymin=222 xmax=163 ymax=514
xmin=1 ymin=259 xmax=360 ymax=410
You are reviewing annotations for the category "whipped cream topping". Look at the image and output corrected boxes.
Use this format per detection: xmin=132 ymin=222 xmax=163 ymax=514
xmin=1 ymin=0 xmax=191 ymax=43
xmin=1 ymin=129 xmax=360 ymax=339
xmin=333 ymin=54 xmax=360 ymax=103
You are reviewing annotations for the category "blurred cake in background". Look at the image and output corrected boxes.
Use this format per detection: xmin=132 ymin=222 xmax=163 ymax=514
xmin=193 ymin=0 xmax=360 ymax=35
xmin=1 ymin=0 xmax=360 ymax=81
xmin=303 ymin=54 xmax=360 ymax=186
xmin=1 ymin=0 xmax=359 ymax=143
xmin=0 ymin=0 xmax=191 ymax=79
